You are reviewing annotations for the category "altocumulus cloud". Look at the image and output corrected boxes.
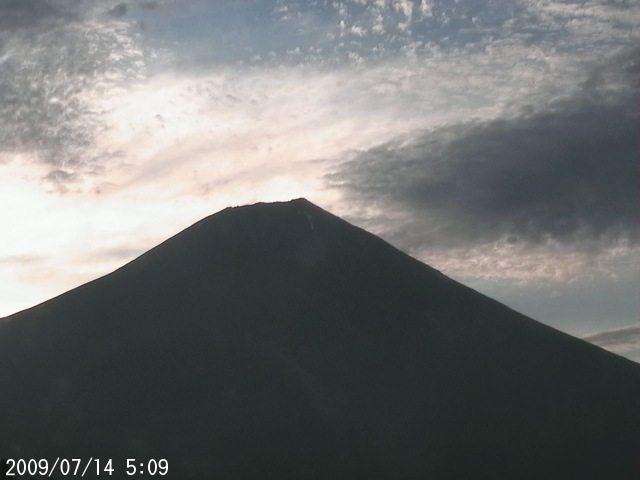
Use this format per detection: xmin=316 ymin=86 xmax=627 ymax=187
xmin=328 ymin=47 xmax=640 ymax=276
xmin=0 ymin=0 xmax=149 ymax=191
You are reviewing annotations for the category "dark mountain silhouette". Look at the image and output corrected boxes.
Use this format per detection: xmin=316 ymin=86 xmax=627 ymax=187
xmin=1 ymin=198 xmax=638 ymax=479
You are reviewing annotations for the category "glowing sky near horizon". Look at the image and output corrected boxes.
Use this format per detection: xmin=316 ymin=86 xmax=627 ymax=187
xmin=0 ymin=0 xmax=639 ymax=360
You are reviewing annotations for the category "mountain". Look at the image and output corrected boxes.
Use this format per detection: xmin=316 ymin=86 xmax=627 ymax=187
xmin=1 ymin=198 xmax=638 ymax=479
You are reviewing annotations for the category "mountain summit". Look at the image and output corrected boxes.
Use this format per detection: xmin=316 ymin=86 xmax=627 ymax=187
xmin=1 ymin=199 xmax=638 ymax=479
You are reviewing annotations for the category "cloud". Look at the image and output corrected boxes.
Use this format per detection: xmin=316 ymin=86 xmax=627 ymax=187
xmin=328 ymin=47 xmax=639 ymax=256
xmin=0 ymin=0 xmax=149 ymax=190
xmin=108 ymin=3 xmax=128 ymax=18
xmin=2 ymin=0 xmax=639 ymax=318
xmin=582 ymin=324 xmax=640 ymax=349
xmin=582 ymin=324 xmax=640 ymax=362
xmin=7 ymin=0 xmax=626 ymax=196
xmin=292 ymin=0 xmax=640 ymax=66
xmin=138 ymin=1 xmax=159 ymax=10
xmin=0 ymin=0 xmax=73 ymax=32
xmin=0 ymin=255 xmax=45 ymax=266
xmin=92 ymin=246 xmax=147 ymax=263
xmin=523 ymin=0 xmax=640 ymax=46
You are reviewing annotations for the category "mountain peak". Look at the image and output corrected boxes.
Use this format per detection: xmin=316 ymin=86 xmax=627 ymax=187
xmin=138 ymin=197 xmax=397 ymax=279
xmin=1 ymin=199 xmax=638 ymax=479
xmin=226 ymin=197 xmax=318 ymax=213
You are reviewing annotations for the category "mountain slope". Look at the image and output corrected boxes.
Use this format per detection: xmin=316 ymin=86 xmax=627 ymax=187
xmin=1 ymin=198 xmax=638 ymax=479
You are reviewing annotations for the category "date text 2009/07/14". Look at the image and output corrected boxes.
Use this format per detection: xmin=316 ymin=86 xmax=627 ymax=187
xmin=4 ymin=458 xmax=168 ymax=477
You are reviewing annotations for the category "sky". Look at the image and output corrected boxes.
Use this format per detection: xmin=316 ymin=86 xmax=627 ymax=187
xmin=0 ymin=0 xmax=638 ymax=361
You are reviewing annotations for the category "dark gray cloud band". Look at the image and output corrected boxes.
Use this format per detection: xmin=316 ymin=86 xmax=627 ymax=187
xmin=329 ymin=49 xmax=640 ymax=252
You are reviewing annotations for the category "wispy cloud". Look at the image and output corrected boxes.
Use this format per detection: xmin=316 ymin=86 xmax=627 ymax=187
xmin=583 ymin=324 xmax=640 ymax=349
xmin=0 ymin=255 xmax=45 ymax=266
xmin=582 ymin=324 xmax=640 ymax=362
